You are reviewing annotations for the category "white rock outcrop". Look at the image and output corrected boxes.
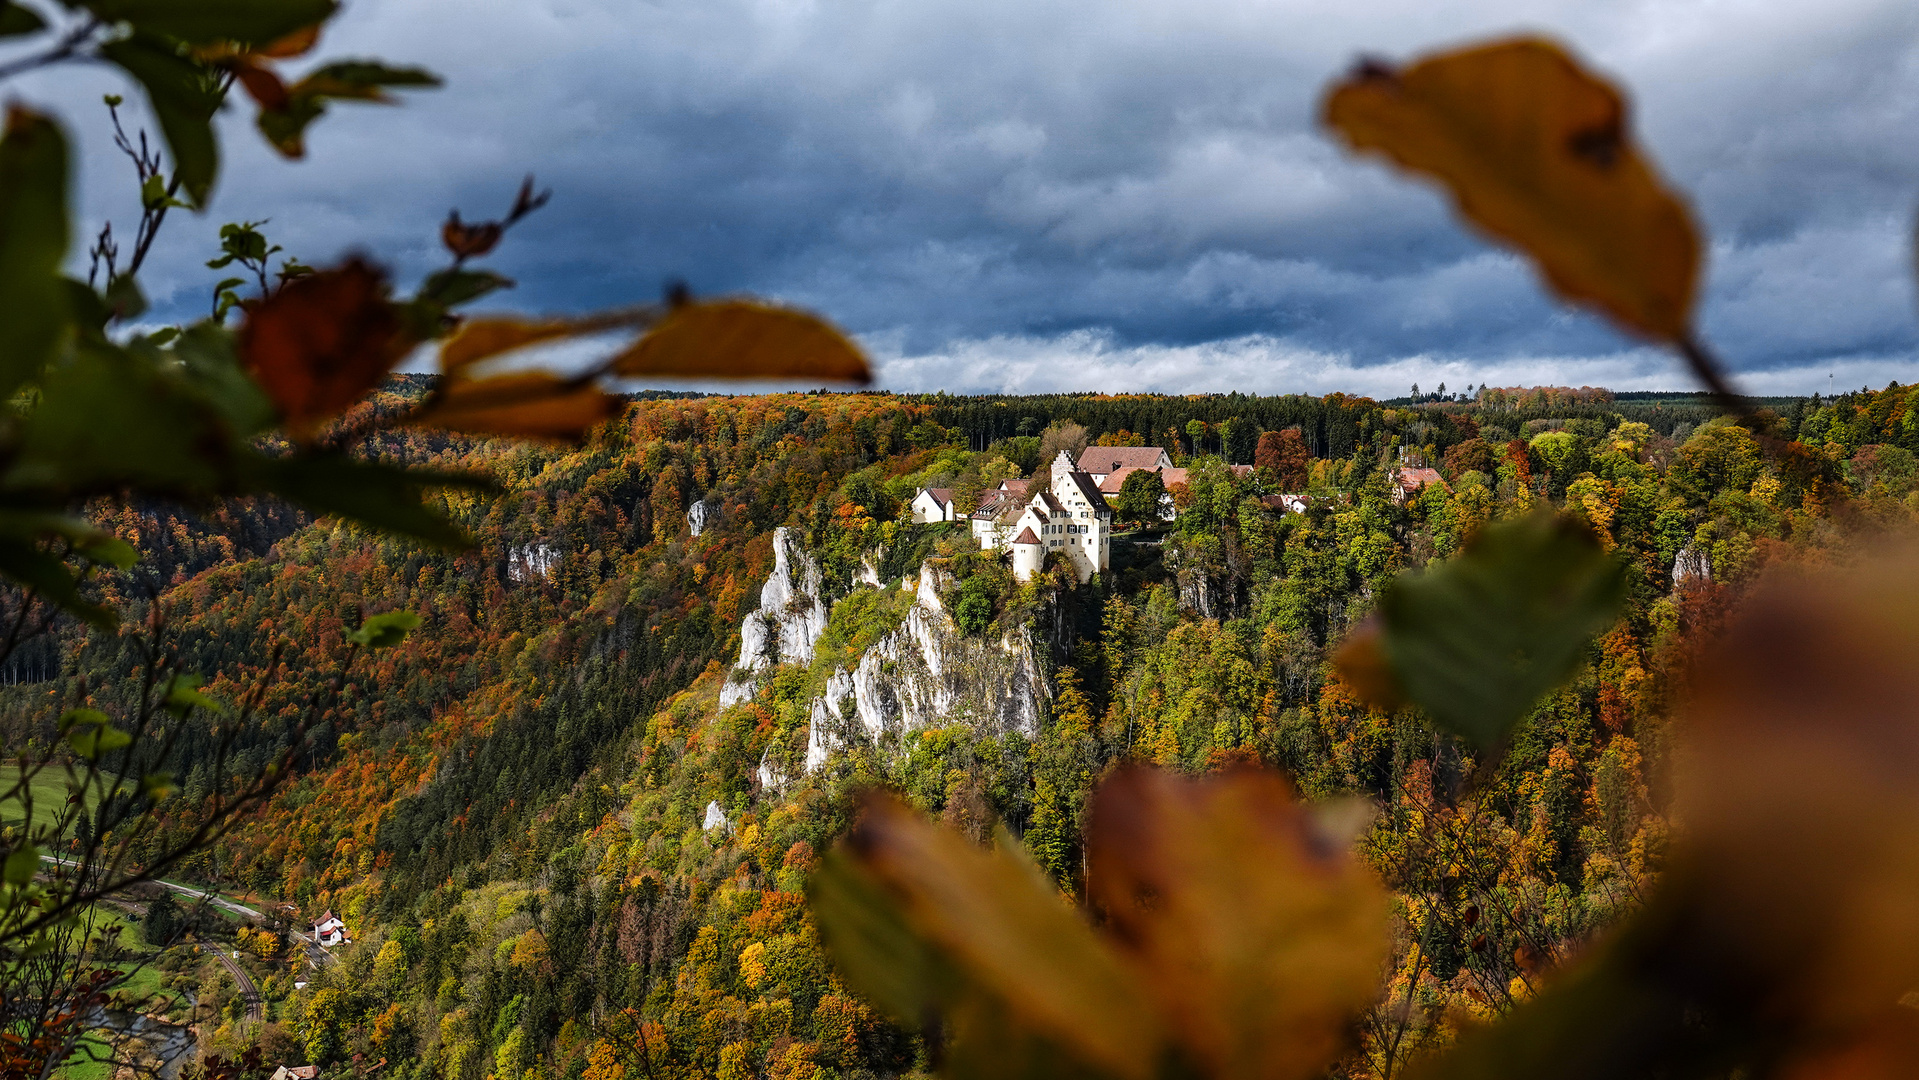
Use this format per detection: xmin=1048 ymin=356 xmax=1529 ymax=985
xmin=719 ymin=527 xmax=829 ymax=707
xmin=686 ymin=500 xmax=712 ymax=538
xmin=803 ymin=561 xmax=1047 ymax=772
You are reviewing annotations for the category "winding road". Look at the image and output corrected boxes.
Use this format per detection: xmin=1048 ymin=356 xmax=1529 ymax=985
xmin=39 ymin=855 xmax=267 ymax=921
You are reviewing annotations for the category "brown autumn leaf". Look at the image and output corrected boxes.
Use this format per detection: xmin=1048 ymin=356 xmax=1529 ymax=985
xmin=1677 ymin=547 xmax=1919 ymax=1047
xmin=232 ymin=60 xmax=289 ymax=111
xmin=1323 ymin=37 xmax=1700 ymax=342
xmin=255 ymin=23 xmax=322 ymax=59
xmin=238 ymin=258 xmax=405 ymax=439
xmin=441 ymin=211 xmax=503 ymax=260
xmin=1086 ymin=766 xmax=1389 ymax=1080
xmin=611 ymin=299 xmax=871 ymax=383
xmin=1329 ymin=616 xmax=1406 ymax=714
xmin=409 ymin=372 xmax=621 ymax=442
xmin=437 ymin=312 xmax=648 ymax=378
xmin=846 ymin=793 xmax=1162 ymax=1080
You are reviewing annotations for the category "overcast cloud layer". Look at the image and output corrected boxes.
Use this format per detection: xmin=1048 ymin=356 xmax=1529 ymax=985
xmin=12 ymin=0 xmax=1919 ymax=397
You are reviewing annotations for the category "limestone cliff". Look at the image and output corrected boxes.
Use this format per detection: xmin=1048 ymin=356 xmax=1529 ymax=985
xmin=719 ymin=526 xmax=829 ymax=708
xmin=801 ymin=566 xmax=1047 ymax=771
xmin=719 ymin=529 xmax=1049 ymax=779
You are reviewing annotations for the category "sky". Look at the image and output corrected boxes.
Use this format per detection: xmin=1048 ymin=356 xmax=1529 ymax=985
xmin=10 ymin=0 xmax=1919 ymax=398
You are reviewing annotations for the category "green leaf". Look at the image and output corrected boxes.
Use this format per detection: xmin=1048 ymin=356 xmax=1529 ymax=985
xmin=77 ymin=0 xmax=336 ymax=47
xmin=0 ymin=2 xmax=45 ymax=37
xmin=67 ymin=720 xmax=133 ymax=759
xmin=1375 ymin=511 xmax=1626 ymax=748
xmin=256 ymin=62 xmax=438 ymax=160
xmin=255 ymin=92 xmax=325 ymax=158
xmin=62 ymin=276 xmax=111 ymax=333
xmin=3 ymin=843 xmax=40 ymax=887
xmin=259 ymin=455 xmax=492 ymax=549
xmin=153 ymin=319 xmax=276 ymax=436
xmin=0 ymin=537 xmax=114 ymax=629
xmin=79 ymin=534 xmax=138 ymax=570
xmin=10 ymin=340 xmax=233 ymax=496
xmin=0 ymin=108 xmax=73 ymax=399
xmin=142 ymin=771 xmax=175 ymax=801
xmin=0 ymin=511 xmax=138 ymax=570
xmin=138 ymin=172 xmax=186 ymax=210
xmin=100 ymin=33 xmax=221 ymax=207
xmin=162 ymin=672 xmax=224 ymax=717
xmin=291 ymin=60 xmax=441 ymax=99
xmin=348 ymin=610 xmax=421 ymax=649
xmin=59 ymin=707 xmax=111 ymax=732
xmin=104 ymin=273 xmax=147 ymax=321
xmin=419 ymin=268 xmax=514 ymax=309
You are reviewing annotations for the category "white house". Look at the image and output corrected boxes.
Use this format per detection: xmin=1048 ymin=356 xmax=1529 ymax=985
xmin=1262 ymin=493 xmax=1309 ymax=514
xmin=910 ymin=487 xmax=958 ymax=523
xmin=312 ymin=910 xmax=349 ymax=948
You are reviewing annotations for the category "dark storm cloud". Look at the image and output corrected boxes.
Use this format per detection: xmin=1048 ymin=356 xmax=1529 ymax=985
xmin=14 ymin=0 xmax=1919 ymax=396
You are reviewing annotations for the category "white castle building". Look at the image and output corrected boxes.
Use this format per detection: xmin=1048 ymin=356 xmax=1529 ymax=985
xmin=971 ymin=451 xmax=1112 ymax=583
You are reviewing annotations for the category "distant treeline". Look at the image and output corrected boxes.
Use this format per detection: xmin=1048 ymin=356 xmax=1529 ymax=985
xmin=903 ymin=389 xmax=1830 ymax=461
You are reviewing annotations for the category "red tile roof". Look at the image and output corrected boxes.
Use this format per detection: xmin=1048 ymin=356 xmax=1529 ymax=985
xmin=924 ymin=487 xmax=954 ymax=507
xmin=999 ymin=478 xmax=1031 ymax=495
xmin=1013 ymin=527 xmax=1040 ymax=545
xmin=1077 ymin=447 xmax=1167 ymax=473
xmin=1097 ymin=467 xmax=1139 ymax=493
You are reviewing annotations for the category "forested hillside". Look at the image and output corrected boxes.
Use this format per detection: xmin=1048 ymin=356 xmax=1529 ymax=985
xmin=37 ymin=381 xmax=1919 ymax=1078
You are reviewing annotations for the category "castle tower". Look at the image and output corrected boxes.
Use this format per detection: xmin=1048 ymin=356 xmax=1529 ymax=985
xmin=1051 ymin=450 xmax=1077 ymax=491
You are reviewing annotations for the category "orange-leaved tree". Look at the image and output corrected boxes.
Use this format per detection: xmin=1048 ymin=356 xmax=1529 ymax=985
xmin=0 ymin=1 xmax=869 ymax=1075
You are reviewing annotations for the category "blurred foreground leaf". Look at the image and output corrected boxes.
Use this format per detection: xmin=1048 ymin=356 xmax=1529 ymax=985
xmin=812 ymin=767 xmax=1385 ymax=1080
xmin=0 ymin=108 xmax=72 ymax=399
xmin=411 ymin=372 xmax=621 ymax=441
xmin=437 ymin=313 xmax=641 ymax=377
xmin=614 ymin=299 xmax=872 ymax=383
xmin=1419 ymin=548 xmax=1919 ymax=1079
xmin=813 ymin=794 xmax=1161 ymax=1080
xmin=260 ymin=455 xmax=490 ymax=549
xmin=349 ymin=610 xmax=420 ymax=648
xmin=1087 ymin=767 xmax=1388 ymax=1080
xmin=1324 ymin=38 xmax=1699 ymax=342
xmin=80 ymin=0 xmax=336 ymax=47
xmin=238 ymin=258 xmax=406 ymax=438
xmin=1338 ymin=512 xmax=1625 ymax=748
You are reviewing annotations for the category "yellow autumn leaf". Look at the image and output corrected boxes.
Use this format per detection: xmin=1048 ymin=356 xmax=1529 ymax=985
xmin=410 ymin=371 xmax=620 ymax=441
xmin=1323 ymin=37 xmax=1700 ymax=342
xmin=611 ymin=299 xmax=871 ymax=383
xmin=1087 ymin=766 xmax=1389 ymax=1080
xmin=846 ymin=794 xmax=1162 ymax=1080
xmin=437 ymin=313 xmax=642 ymax=377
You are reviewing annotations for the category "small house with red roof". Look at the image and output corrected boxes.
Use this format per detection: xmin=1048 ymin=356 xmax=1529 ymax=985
xmin=1389 ymin=466 xmax=1447 ymax=503
xmin=312 ymin=910 xmax=349 ymax=948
